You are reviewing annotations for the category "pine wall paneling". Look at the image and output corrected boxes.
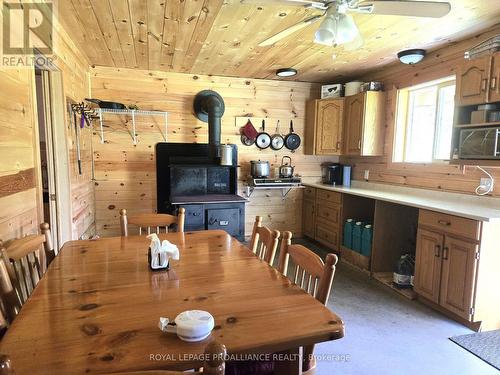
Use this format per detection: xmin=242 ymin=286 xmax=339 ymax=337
xmin=341 ymin=25 xmax=500 ymax=197
xmin=90 ymin=66 xmax=338 ymax=237
xmin=0 ymin=11 xmax=94 ymax=245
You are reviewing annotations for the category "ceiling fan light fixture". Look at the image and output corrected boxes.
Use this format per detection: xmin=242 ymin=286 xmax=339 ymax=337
xmin=335 ymin=14 xmax=359 ymax=45
xmin=276 ymin=68 xmax=298 ymax=77
xmin=314 ymin=15 xmax=336 ymax=45
xmin=397 ymin=49 xmax=426 ymax=65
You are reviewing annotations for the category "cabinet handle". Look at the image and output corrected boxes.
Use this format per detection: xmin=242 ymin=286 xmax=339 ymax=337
xmin=438 ymin=220 xmax=451 ymax=226
xmin=434 ymin=245 xmax=441 ymax=258
xmin=336 ymin=141 xmax=341 ymax=150
xmin=358 ymin=140 xmax=361 ymax=150
xmin=442 ymin=246 xmax=449 ymax=260
xmin=491 ymin=77 xmax=498 ymax=90
xmin=481 ymin=78 xmax=488 ymax=91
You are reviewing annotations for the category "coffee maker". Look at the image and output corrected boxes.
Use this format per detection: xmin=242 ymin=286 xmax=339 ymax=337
xmin=321 ymin=163 xmax=344 ymax=185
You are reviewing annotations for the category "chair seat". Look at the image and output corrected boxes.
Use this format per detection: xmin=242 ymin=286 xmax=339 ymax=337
xmin=226 ymin=360 xmax=274 ymax=375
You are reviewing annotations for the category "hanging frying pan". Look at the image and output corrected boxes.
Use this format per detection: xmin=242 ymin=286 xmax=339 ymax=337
xmin=284 ymin=119 xmax=301 ymax=151
xmin=255 ymin=119 xmax=271 ymax=149
xmin=270 ymin=120 xmax=284 ymax=150
xmin=240 ymin=134 xmax=255 ymax=146
xmin=85 ymin=98 xmax=126 ymax=110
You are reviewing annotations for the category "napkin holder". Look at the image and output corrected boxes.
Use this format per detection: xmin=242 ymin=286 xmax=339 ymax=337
xmin=147 ymin=233 xmax=180 ymax=271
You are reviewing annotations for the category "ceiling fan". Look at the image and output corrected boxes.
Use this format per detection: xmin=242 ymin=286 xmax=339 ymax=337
xmin=241 ymin=0 xmax=451 ymax=48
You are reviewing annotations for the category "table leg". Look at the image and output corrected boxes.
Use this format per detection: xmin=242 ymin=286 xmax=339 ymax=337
xmin=274 ymin=347 xmax=302 ymax=375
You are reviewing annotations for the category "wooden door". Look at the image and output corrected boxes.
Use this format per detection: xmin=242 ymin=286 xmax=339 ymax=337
xmin=439 ymin=236 xmax=478 ymax=320
xmin=414 ymin=229 xmax=443 ymax=304
xmin=302 ymin=199 xmax=315 ymax=238
xmin=489 ymin=52 xmax=500 ymax=103
xmin=344 ymin=93 xmax=364 ymax=155
xmin=456 ymin=56 xmax=491 ymax=106
xmin=315 ymin=99 xmax=344 ymax=155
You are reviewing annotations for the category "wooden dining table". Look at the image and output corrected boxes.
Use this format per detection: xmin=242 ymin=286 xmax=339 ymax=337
xmin=0 ymin=230 xmax=344 ymax=374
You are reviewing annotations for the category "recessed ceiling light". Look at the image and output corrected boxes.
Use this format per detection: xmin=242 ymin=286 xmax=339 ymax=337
xmin=397 ymin=49 xmax=426 ymax=65
xmin=276 ymin=68 xmax=297 ymax=77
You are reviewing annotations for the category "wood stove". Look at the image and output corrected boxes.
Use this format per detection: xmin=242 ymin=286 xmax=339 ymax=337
xmin=156 ymin=91 xmax=246 ymax=240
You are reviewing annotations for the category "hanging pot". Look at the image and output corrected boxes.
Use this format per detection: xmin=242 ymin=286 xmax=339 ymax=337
xmin=255 ymin=119 xmax=271 ymax=149
xmin=284 ymin=120 xmax=301 ymax=151
xmin=270 ymin=120 xmax=284 ymax=150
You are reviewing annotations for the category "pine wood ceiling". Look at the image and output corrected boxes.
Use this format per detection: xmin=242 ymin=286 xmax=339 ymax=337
xmin=59 ymin=1 xmax=500 ymax=82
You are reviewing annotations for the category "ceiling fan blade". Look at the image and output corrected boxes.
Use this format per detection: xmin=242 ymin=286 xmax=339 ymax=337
xmin=259 ymin=15 xmax=323 ymax=46
xmin=241 ymin=0 xmax=328 ymax=10
xmin=356 ymin=1 xmax=451 ymax=18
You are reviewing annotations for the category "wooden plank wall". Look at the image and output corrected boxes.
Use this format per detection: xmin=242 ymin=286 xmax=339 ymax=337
xmin=0 ymin=12 xmax=94 ymax=244
xmin=341 ymin=25 xmax=500 ymax=196
xmin=90 ymin=66 xmax=337 ymax=237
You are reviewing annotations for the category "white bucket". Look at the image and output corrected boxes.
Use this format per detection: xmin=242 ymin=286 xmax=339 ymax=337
xmin=345 ymin=81 xmax=363 ymax=96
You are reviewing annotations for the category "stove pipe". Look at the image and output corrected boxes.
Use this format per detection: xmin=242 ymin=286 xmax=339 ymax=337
xmin=193 ymin=90 xmax=225 ymax=149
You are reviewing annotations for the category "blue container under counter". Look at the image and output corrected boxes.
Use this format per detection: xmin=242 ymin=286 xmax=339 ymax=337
xmin=361 ymin=224 xmax=373 ymax=256
xmin=343 ymin=219 xmax=354 ymax=248
xmin=351 ymin=221 xmax=364 ymax=252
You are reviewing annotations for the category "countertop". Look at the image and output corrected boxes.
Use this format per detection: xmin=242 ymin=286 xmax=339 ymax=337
xmin=302 ymin=181 xmax=500 ymax=222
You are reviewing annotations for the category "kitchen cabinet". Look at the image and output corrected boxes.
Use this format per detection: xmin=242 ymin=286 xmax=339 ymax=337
xmin=489 ymin=52 xmax=500 ymax=103
xmin=414 ymin=229 xmax=443 ymax=304
xmin=456 ymin=55 xmax=491 ymax=106
xmin=302 ymin=187 xmax=316 ymax=238
xmin=305 ymin=98 xmax=344 ymax=155
xmin=302 ymin=186 xmax=341 ymax=251
xmin=414 ymin=210 xmax=479 ymax=320
xmin=343 ymin=91 xmax=385 ymax=156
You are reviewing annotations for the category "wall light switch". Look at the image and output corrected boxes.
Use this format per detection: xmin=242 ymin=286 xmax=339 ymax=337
xmin=364 ymin=170 xmax=370 ymax=180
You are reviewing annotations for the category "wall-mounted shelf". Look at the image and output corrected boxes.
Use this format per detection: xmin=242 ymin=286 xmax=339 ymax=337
xmin=455 ymin=121 xmax=500 ymax=128
xmin=96 ymin=108 xmax=168 ymax=144
xmin=244 ymin=184 xmax=304 ymax=200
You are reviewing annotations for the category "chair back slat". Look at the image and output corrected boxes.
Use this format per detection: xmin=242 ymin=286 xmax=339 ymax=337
xmin=0 ymin=258 xmax=21 ymax=325
xmin=249 ymin=216 xmax=280 ymax=265
xmin=0 ymin=222 xmax=54 ymax=324
xmin=120 ymin=209 xmax=185 ymax=237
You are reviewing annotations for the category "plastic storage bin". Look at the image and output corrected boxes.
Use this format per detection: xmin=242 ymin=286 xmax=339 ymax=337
xmin=352 ymin=221 xmax=363 ymax=252
xmin=343 ymin=219 xmax=354 ymax=248
xmin=361 ymin=224 xmax=373 ymax=256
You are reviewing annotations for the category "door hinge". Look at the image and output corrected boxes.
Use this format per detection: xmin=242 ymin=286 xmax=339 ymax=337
xmin=470 ymin=307 xmax=475 ymax=315
xmin=49 ymin=194 xmax=56 ymax=201
xmin=475 ymin=251 xmax=480 ymax=260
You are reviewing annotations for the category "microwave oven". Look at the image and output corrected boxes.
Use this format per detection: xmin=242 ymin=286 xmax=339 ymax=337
xmin=459 ymin=127 xmax=500 ymax=160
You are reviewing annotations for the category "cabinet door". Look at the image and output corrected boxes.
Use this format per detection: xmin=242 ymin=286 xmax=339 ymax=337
xmin=414 ymin=229 xmax=443 ymax=304
xmin=439 ymin=236 xmax=478 ymax=320
xmin=456 ymin=56 xmax=491 ymax=106
xmin=315 ymin=99 xmax=344 ymax=155
xmin=344 ymin=93 xmax=365 ymax=155
xmin=489 ymin=52 xmax=500 ymax=103
xmin=302 ymin=199 xmax=316 ymax=238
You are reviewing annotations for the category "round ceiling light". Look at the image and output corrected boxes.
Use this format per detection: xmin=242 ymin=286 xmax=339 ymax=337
xmin=276 ymin=68 xmax=298 ymax=77
xmin=397 ymin=49 xmax=426 ymax=65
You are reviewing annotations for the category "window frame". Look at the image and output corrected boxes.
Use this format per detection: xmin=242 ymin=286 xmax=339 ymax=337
xmin=393 ymin=76 xmax=456 ymax=165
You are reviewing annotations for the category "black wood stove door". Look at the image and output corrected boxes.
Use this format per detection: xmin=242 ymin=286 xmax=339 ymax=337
xmin=206 ymin=208 xmax=240 ymax=235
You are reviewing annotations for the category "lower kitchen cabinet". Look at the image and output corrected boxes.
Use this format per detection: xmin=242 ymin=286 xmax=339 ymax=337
xmin=302 ymin=186 xmax=341 ymax=251
xmin=415 ymin=210 xmax=481 ymax=323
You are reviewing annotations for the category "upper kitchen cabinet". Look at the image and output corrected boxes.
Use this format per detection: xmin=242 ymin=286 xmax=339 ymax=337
xmin=344 ymin=91 xmax=385 ymax=156
xmin=456 ymin=52 xmax=500 ymax=106
xmin=305 ymin=98 xmax=344 ymax=155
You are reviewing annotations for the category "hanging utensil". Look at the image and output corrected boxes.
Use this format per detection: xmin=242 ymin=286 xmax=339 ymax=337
xmin=270 ymin=120 xmax=284 ymax=150
xmin=241 ymin=134 xmax=255 ymax=146
xmin=241 ymin=119 xmax=259 ymax=140
xmin=255 ymin=119 xmax=271 ymax=149
xmin=73 ymin=110 xmax=82 ymax=175
xmin=85 ymin=98 xmax=126 ymax=110
xmin=284 ymin=119 xmax=301 ymax=151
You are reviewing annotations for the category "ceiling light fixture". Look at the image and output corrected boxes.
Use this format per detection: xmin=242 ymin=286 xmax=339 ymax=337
xmin=314 ymin=8 xmax=360 ymax=47
xmin=276 ymin=68 xmax=297 ymax=77
xmin=397 ymin=49 xmax=426 ymax=65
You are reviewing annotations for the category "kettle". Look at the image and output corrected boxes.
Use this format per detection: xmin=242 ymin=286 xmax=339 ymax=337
xmin=279 ymin=156 xmax=294 ymax=178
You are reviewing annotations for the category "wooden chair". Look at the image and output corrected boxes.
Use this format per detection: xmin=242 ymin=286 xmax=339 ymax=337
xmin=277 ymin=231 xmax=338 ymax=374
xmin=0 ymin=257 xmax=22 ymax=326
xmin=120 ymin=208 xmax=186 ymax=236
xmin=0 ymin=223 xmax=55 ymax=305
xmin=249 ymin=216 xmax=280 ymax=265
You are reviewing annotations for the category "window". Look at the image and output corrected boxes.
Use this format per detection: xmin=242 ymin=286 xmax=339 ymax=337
xmin=393 ymin=77 xmax=456 ymax=163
